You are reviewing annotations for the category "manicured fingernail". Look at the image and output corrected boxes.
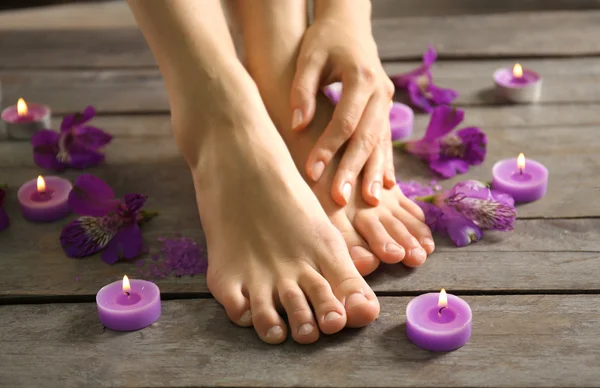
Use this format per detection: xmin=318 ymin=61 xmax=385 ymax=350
xmin=325 ymin=311 xmax=342 ymax=321
xmin=385 ymin=243 xmax=403 ymax=253
xmin=311 ymin=161 xmax=325 ymax=181
xmin=410 ymin=247 xmax=427 ymax=262
xmin=292 ymin=108 xmax=303 ymax=129
xmin=350 ymin=246 xmax=374 ymax=261
xmin=298 ymin=323 xmax=314 ymax=336
xmin=266 ymin=325 xmax=283 ymax=339
xmin=240 ymin=310 xmax=252 ymax=324
xmin=371 ymin=181 xmax=381 ymax=201
xmin=345 ymin=293 xmax=369 ymax=309
xmin=342 ymin=182 xmax=352 ymax=204
xmin=422 ymin=237 xmax=435 ymax=247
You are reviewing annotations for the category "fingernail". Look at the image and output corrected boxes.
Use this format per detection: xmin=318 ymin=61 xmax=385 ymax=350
xmin=371 ymin=181 xmax=381 ymax=201
xmin=342 ymin=182 xmax=352 ymax=204
xmin=266 ymin=325 xmax=283 ymax=339
xmin=240 ymin=310 xmax=252 ymax=324
xmin=385 ymin=243 xmax=403 ymax=253
xmin=325 ymin=311 xmax=342 ymax=321
xmin=292 ymin=108 xmax=303 ymax=129
xmin=422 ymin=237 xmax=435 ymax=247
xmin=410 ymin=247 xmax=427 ymax=262
xmin=350 ymin=246 xmax=374 ymax=261
xmin=298 ymin=323 xmax=314 ymax=336
xmin=345 ymin=293 xmax=369 ymax=309
xmin=311 ymin=161 xmax=325 ymax=181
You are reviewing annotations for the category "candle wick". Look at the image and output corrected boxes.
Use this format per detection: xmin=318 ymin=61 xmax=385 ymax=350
xmin=519 ymin=167 xmax=523 ymax=175
xmin=125 ymin=292 xmax=130 ymax=298
xmin=438 ymin=306 xmax=447 ymax=315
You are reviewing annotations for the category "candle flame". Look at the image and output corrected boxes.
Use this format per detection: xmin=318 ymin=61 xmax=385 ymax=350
xmin=513 ymin=63 xmax=523 ymax=78
xmin=122 ymin=275 xmax=131 ymax=294
xmin=17 ymin=98 xmax=28 ymax=117
xmin=438 ymin=289 xmax=448 ymax=309
xmin=517 ymin=153 xmax=526 ymax=172
xmin=36 ymin=175 xmax=46 ymax=193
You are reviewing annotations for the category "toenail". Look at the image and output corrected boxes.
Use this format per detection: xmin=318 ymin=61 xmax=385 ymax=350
xmin=298 ymin=323 xmax=314 ymax=336
xmin=266 ymin=325 xmax=283 ymax=339
xmin=292 ymin=108 xmax=304 ymax=129
xmin=385 ymin=243 xmax=403 ymax=253
xmin=350 ymin=246 xmax=374 ymax=260
xmin=345 ymin=293 xmax=369 ymax=309
xmin=311 ymin=161 xmax=325 ymax=181
xmin=240 ymin=310 xmax=252 ymax=324
xmin=325 ymin=311 xmax=342 ymax=322
xmin=342 ymin=183 xmax=352 ymax=203
xmin=410 ymin=247 xmax=427 ymax=261
xmin=422 ymin=237 xmax=435 ymax=247
xmin=370 ymin=181 xmax=381 ymax=201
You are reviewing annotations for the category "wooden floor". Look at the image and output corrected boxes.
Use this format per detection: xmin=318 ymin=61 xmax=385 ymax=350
xmin=1 ymin=1 xmax=600 ymax=387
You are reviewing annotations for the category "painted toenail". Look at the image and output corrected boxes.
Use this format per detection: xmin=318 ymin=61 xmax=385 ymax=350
xmin=410 ymin=247 xmax=427 ymax=261
xmin=325 ymin=311 xmax=342 ymax=321
xmin=370 ymin=181 xmax=381 ymax=201
xmin=345 ymin=293 xmax=369 ymax=309
xmin=240 ymin=310 xmax=252 ymax=324
xmin=292 ymin=108 xmax=303 ymax=129
xmin=266 ymin=325 xmax=283 ymax=339
xmin=422 ymin=237 xmax=435 ymax=247
xmin=298 ymin=323 xmax=314 ymax=336
xmin=342 ymin=183 xmax=352 ymax=203
xmin=385 ymin=243 xmax=403 ymax=253
xmin=350 ymin=246 xmax=374 ymax=260
xmin=311 ymin=161 xmax=325 ymax=181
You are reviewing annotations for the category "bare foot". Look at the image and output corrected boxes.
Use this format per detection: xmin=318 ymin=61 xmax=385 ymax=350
xmin=179 ymin=99 xmax=380 ymax=344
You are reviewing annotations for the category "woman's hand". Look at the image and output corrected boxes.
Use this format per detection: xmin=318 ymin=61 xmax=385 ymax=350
xmin=290 ymin=5 xmax=396 ymax=207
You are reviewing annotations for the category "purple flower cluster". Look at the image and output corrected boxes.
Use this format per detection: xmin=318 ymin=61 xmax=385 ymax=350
xmin=32 ymin=106 xmax=112 ymax=171
xmin=399 ymin=180 xmax=516 ymax=247
xmin=60 ymin=174 xmax=157 ymax=264
xmin=390 ymin=46 xmax=458 ymax=113
xmin=0 ymin=186 xmax=8 ymax=231
xmin=396 ymin=106 xmax=487 ymax=179
xmin=137 ymin=235 xmax=207 ymax=279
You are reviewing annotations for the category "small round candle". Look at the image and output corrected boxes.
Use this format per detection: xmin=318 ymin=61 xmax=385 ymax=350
xmin=493 ymin=64 xmax=542 ymax=104
xmin=17 ymin=175 xmax=72 ymax=222
xmin=492 ymin=153 xmax=548 ymax=203
xmin=97 ymin=275 xmax=161 ymax=332
xmin=390 ymin=102 xmax=413 ymax=141
xmin=1 ymin=98 xmax=51 ymax=140
xmin=406 ymin=289 xmax=472 ymax=352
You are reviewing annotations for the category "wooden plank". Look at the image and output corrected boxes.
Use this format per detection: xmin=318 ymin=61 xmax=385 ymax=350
xmin=1 ymin=296 xmax=599 ymax=387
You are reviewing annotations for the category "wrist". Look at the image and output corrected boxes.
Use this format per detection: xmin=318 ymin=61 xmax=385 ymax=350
xmin=314 ymin=0 xmax=371 ymax=25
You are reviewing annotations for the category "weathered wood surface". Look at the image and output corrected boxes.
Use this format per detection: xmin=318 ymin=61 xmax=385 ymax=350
xmin=1 ymin=296 xmax=599 ymax=387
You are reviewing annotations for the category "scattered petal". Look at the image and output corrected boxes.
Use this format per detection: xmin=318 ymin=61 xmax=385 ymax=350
xmin=101 ymin=223 xmax=143 ymax=264
xmin=124 ymin=193 xmax=147 ymax=214
xmin=68 ymin=174 xmax=119 ymax=217
xmin=60 ymin=106 xmax=96 ymax=132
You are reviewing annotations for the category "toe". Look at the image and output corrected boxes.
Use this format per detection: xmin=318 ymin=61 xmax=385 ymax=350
xmin=354 ymin=212 xmax=406 ymax=264
xmin=399 ymin=194 xmax=426 ymax=223
xmin=392 ymin=206 xmax=435 ymax=255
xmin=209 ymin=280 xmax=252 ymax=327
xmin=331 ymin=213 xmax=380 ymax=275
xmin=249 ymin=285 xmax=288 ymax=344
xmin=381 ymin=214 xmax=427 ymax=267
xmin=299 ymin=272 xmax=347 ymax=335
xmin=278 ymin=281 xmax=319 ymax=344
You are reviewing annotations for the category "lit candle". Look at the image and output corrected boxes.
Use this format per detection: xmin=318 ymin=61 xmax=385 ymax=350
xmin=17 ymin=175 xmax=71 ymax=222
xmin=390 ymin=102 xmax=413 ymax=141
xmin=493 ymin=63 xmax=542 ymax=104
xmin=1 ymin=98 xmax=51 ymax=140
xmin=492 ymin=153 xmax=549 ymax=202
xmin=406 ymin=289 xmax=472 ymax=352
xmin=97 ymin=275 xmax=162 ymax=331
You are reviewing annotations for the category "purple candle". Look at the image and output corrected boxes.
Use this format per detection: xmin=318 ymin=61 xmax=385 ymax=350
xmin=1 ymin=98 xmax=51 ymax=140
xmin=406 ymin=289 xmax=472 ymax=352
xmin=390 ymin=102 xmax=413 ymax=140
xmin=493 ymin=64 xmax=542 ymax=104
xmin=97 ymin=275 xmax=161 ymax=332
xmin=17 ymin=175 xmax=71 ymax=222
xmin=492 ymin=153 xmax=548 ymax=202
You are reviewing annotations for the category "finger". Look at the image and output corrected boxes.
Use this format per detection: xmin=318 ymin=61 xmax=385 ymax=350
xmin=305 ymin=67 xmax=376 ymax=182
xmin=361 ymin=142 xmax=386 ymax=207
xmin=383 ymin=126 xmax=396 ymax=189
xmin=291 ymin=52 xmax=327 ymax=131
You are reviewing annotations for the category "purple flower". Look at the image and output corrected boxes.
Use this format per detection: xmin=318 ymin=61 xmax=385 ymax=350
xmin=31 ymin=106 xmax=112 ymax=171
xmin=390 ymin=46 xmax=458 ymax=112
xmin=0 ymin=186 xmax=9 ymax=231
xmin=60 ymin=174 xmax=157 ymax=264
xmin=323 ymin=82 xmax=343 ymax=105
xmin=397 ymin=106 xmax=487 ymax=179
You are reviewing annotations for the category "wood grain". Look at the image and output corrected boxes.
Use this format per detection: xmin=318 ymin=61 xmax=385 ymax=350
xmin=1 ymin=296 xmax=599 ymax=387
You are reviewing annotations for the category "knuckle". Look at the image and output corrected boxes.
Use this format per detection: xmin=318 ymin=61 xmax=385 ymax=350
xmin=361 ymin=129 xmax=379 ymax=150
xmin=359 ymin=66 xmax=377 ymax=85
xmin=383 ymin=79 xmax=395 ymax=98
xmin=307 ymin=278 xmax=332 ymax=298
xmin=292 ymin=83 xmax=312 ymax=99
xmin=336 ymin=116 xmax=357 ymax=138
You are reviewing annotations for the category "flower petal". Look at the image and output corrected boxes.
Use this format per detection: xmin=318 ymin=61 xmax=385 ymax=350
xmin=444 ymin=209 xmax=483 ymax=247
xmin=0 ymin=207 xmax=9 ymax=231
xmin=429 ymin=158 xmax=469 ymax=179
xmin=427 ymin=83 xmax=459 ymax=106
xmin=60 ymin=106 xmax=96 ymax=132
xmin=423 ymin=45 xmax=438 ymax=67
xmin=455 ymin=126 xmax=487 ymax=166
xmin=60 ymin=216 xmax=118 ymax=258
xmin=415 ymin=200 xmax=444 ymax=233
xmin=424 ymin=106 xmax=465 ymax=140
xmin=124 ymin=193 xmax=147 ymax=213
xmin=391 ymin=66 xmax=429 ymax=89
xmin=73 ymin=126 xmax=112 ymax=149
xmin=397 ymin=180 xmax=436 ymax=199
xmin=31 ymin=130 xmax=66 ymax=171
xmin=68 ymin=142 xmax=106 ymax=169
xmin=404 ymin=138 xmax=441 ymax=162
xmin=69 ymin=174 xmax=119 ymax=217
xmin=323 ymin=82 xmax=343 ymax=105
xmin=492 ymin=190 xmax=516 ymax=207
xmin=407 ymin=80 xmax=434 ymax=113
xmin=101 ymin=223 xmax=143 ymax=264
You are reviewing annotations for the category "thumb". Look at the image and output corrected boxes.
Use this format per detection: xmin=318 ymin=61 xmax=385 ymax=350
xmin=290 ymin=53 xmax=326 ymax=131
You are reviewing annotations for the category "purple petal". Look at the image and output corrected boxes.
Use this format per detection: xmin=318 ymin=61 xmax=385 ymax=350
xmin=101 ymin=223 xmax=143 ymax=264
xmin=429 ymin=158 xmax=469 ymax=179
xmin=403 ymin=138 xmax=441 ymax=162
xmin=68 ymin=174 xmax=119 ymax=217
xmin=428 ymin=83 xmax=459 ymax=105
xmin=397 ymin=180 xmax=436 ymax=199
xmin=68 ymin=142 xmax=106 ymax=169
xmin=415 ymin=200 xmax=445 ymax=233
xmin=60 ymin=216 xmax=118 ymax=258
xmin=73 ymin=126 xmax=112 ymax=149
xmin=323 ymin=82 xmax=342 ymax=105
xmin=391 ymin=66 xmax=429 ymax=89
xmin=455 ymin=127 xmax=487 ymax=166
xmin=424 ymin=106 xmax=465 ymax=140
xmin=444 ymin=209 xmax=483 ymax=247
xmin=423 ymin=45 xmax=438 ymax=67
xmin=407 ymin=80 xmax=434 ymax=113
xmin=60 ymin=106 xmax=96 ymax=132
xmin=124 ymin=193 xmax=147 ymax=213
xmin=31 ymin=130 xmax=67 ymax=171
xmin=0 ymin=207 xmax=9 ymax=231
xmin=448 ymin=180 xmax=491 ymax=200
xmin=492 ymin=190 xmax=515 ymax=207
